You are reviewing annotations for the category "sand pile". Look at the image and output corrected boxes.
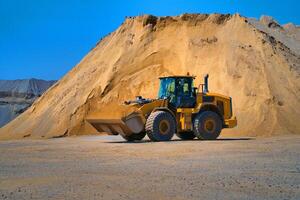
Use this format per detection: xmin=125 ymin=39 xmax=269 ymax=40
xmin=0 ymin=13 xmax=299 ymax=139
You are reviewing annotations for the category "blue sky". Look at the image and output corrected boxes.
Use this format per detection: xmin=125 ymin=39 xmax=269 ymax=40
xmin=0 ymin=0 xmax=299 ymax=80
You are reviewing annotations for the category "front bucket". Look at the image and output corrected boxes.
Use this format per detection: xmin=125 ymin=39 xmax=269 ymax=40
xmin=86 ymin=119 xmax=132 ymax=135
xmin=86 ymin=113 xmax=145 ymax=136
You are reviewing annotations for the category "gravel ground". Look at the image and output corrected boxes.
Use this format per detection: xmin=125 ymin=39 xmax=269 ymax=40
xmin=0 ymin=135 xmax=299 ymax=200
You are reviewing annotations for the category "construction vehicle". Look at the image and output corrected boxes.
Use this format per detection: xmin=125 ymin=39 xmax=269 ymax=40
xmin=87 ymin=74 xmax=237 ymax=141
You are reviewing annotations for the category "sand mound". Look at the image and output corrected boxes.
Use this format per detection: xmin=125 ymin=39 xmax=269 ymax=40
xmin=0 ymin=13 xmax=299 ymax=139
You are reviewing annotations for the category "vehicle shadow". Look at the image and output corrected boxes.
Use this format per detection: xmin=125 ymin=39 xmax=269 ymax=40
xmin=104 ymin=137 xmax=254 ymax=144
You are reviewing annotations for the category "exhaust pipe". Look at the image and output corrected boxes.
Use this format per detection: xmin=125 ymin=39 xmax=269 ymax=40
xmin=204 ymin=74 xmax=209 ymax=93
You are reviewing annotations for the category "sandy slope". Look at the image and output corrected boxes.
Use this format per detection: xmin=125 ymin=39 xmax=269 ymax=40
xmin=0 ymin=14 xmax=299 ymax=139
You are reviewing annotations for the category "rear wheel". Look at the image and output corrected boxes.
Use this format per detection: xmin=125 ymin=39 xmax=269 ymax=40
xmin=193 ymin=111 xmax=222 ymax=140
xmin=146 ymin=111 xmax=175 ymax=141
xmin=121 ymin=132 xmax=146 ymax=141
xmin=176 ymin=131 xmax=195 ymax=140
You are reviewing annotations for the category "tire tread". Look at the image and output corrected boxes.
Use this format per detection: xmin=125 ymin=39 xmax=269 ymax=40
xmin=146 ymin=111 xmax=175 ymax=141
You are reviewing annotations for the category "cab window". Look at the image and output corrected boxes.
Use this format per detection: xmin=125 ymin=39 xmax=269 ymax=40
xmin=177 ymin=78 xmax=192 ymax=97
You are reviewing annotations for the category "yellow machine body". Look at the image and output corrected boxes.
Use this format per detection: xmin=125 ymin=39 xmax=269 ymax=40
xmin=87 ymin=91 xmax=237 ymax=137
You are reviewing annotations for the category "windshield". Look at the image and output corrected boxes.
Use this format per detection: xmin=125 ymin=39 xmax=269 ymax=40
xmin=158 ymin=78 xmax=175 ymax=99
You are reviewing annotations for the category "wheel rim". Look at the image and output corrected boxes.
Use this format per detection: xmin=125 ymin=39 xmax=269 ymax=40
xmin=159 ymin=120 xmax=170 ymax=135
xmin=204 ymin=119 xmax=216 ymax=133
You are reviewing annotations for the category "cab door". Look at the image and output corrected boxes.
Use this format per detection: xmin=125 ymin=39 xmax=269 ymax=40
xmin=175 ymin=78 xmax=196 ymax=108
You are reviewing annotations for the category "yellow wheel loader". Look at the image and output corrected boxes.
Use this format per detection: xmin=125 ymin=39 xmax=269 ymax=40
xmin=87 ymin=74 xmax=237 ymax=141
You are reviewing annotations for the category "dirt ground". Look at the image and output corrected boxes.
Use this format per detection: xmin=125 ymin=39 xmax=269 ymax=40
xmin=0 ymin=135 xmax=299 ymax=200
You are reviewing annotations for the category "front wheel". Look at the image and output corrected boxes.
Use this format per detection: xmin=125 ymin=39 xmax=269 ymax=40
xmin=121 ymin=132 xmax=146 ymax=141
xmin=146 ymin=111 xmax=175 ymax=141
xmin=193 ymin=111 xmax=222 ymax=140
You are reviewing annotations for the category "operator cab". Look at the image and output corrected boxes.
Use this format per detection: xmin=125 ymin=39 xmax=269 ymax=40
xmin=158 ymin=76 xmax=196 ymax=108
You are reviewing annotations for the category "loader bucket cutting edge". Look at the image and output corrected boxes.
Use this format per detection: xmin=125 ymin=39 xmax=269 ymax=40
xmin=86 ymin=115 xmax=145 ymax=136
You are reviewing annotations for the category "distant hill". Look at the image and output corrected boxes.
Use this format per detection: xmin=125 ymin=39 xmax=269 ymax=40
xmin=0 ymin=79 xmax=56 ymax=127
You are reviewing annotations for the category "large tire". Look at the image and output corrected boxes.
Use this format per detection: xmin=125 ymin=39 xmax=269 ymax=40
xmin=193 ymin=111 xmax=222 ymax=140
xmin=146 ymin=111 xmax=175 ymax=141
xmin=121 ymin=132 xmax=146 ymax=141
xmin=176 ymin=131 xmax=195 ymax=140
